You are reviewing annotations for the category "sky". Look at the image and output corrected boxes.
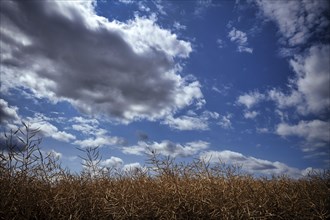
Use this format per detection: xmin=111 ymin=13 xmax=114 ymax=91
xmin=0 ymin=0 xmax=329 ymax=178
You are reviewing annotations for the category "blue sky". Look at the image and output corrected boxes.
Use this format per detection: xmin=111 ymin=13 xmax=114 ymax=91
xmin=1 ymin=0 xmax=329 ymax=177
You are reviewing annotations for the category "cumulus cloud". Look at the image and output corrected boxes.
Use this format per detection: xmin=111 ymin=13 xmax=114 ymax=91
xmin=239 ymin=46 xmax=329 ymax=154
xmin=74 ymin=136 xmax=124 ymax=148
xmin=70 ymin=116 xmax=101 ymax=135
xmin=200 ymin=150 xmax=304 ymax=178
xmin=268 ymin=45 xmax=330 ymax=115
xmin=100 ymin=156 xmax=124 ymax=168
xmin=0 ymin=0 xmax=204 ymax=123
xmin=47 ymin=149 xmax=63 ymax=159
xmin=268 ymin=89 xmax=303 ymax=110
xmin=71 ymin=116 xmax=124 ymax=148
xmin=99 ymin=159 xmax=145 ymax=173
xmin=0 ymin=106 xmax=76 ymax=144
xmin=276 ymin=120 xmax=330 ymax=152
xmin=163 ymin=115 xmax=209 ymax=131
xmin=122 ymin=162 xmax=145 ymax=172
xmin=0 ymin=99 xmax=19 ymax=124
xmin=122 ymin=140 xmax=209 ymax=157
xmin=163 ymin=111 xmax=219 ymax=131
xmin=228 ymin=28 xmax=247 ymax=44
xmin=218 ymin=114 xmax=233 ymax=129
xmin=237 ymin=46 xmax=253 ymax=53
xmin=237 ymin=91 xmax=264 ymax=109
xmin=243 ymin=110 xmax=259 ymax=119
xmin=27 ymin=118 xmax=76 ymax=143
xmin=252 ymin=0 xmax=330 ymax=116
xmin=290 ymin=45 xmax=330 ymax=114
xmin=228 ymin=27 xmax=253 ymax=53
xmin=255 ymin=0 xmax=329 ymax=46
xmin=249 ymin=0 xmax=330 ymax=158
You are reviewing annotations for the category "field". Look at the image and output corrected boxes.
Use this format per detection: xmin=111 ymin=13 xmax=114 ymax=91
xmin=1 ymin=124 xmax=329 ymax=219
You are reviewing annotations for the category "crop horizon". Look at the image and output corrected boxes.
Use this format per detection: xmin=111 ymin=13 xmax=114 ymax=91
xmin=1 ymin=123 xmax=329 ymax=219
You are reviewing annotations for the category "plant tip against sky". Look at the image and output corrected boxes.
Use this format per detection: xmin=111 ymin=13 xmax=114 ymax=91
xmin=0 ymin=0 xmax=329 ymax=178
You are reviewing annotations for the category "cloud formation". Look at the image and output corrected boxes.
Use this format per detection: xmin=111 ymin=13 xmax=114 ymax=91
xmin=238 ymin=1 xmax=330 ymax=159
xmin=218 ymin=114 xmax=233 ymax=129
xmin=0 ymin=0 xmax=203 ymax=123
xmin=289 ymin=45 xmax=330 ymax=114
xmin=255 ymin=0 xmax=329 ymax=46
xmin=163 ymin=111 xmax=219 ymax=131
xmin=27 ymin=117 xmax=76 ymax=143
xmin=228 ymin=27 xmax=253 ymax=53
xmin=244 ymin=110 xmax=259 ymax=119
xmin=276 ymin=120 xmax=330 ymax=152
xmin=0 ymin=99 xmax=19 ymax=124
xmin=237 ymin=46 xmax=330 ymax=153
xmin=122 ymin=140 xmax=209 ymax=157
xmin=100 ymin=156 xmax=124 ymax=168
xmin=200 ymin=150 xmax=305 ymax=178
xmin=237 ymin=91 xmax=264 ymax=109
xmin=122 ymin=162 xmax=144 ymax=172
xmin=269 ymin=45 xmax=330 ymax=115
xmin=71 ymin=116 xmax=125 ymax=148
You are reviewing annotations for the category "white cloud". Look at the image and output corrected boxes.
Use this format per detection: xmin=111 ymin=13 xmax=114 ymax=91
xmin=72 ymin=124 xmax=97 ymax=135
xmin=194 ymin=0 xmax=213 ymax=16
xmin=74 ymin=135 xmax=124 ymax=148
xmin=153 ymin=0 xmax=167 ymax=15
xmin=244 ymin=110 xmax=259 ymax=119
xmin=216 ymin=38 xmax=225 ymax=48
xmin=256 ymin=127 xmax=269 ymax=134
xmin=0 ymin=0 xmax=204 ymax=123
xmin=123 ymin=140 xmax=209 ymax=157
xmin=0 ymin=99 xmax=19 ymax=124
xmin=71 ymin=117 xmax=99 ymax=126
xmin=47 ymin=149 xmax=63 ymax=159
xmin=122 ymin=142 xmax=146 ymax=156
xmin=52 ymin=131 xmax=76 ymax=143
xmin=228 ymin=28 xmax=247 ymax=45
xmin=200 ymin=150 xmax=305 ymax=178
xmin=228 ymin=27 xmax=253 ymax=53
xmin=301 ymin=167 xmax=324 ymax=177
xmin=163 ymin=111 xmax=219 ymax=131
xmin=237 ymin=91 xmax=264 ymax=109
xmin=238 ymin=45 xmax=253 ymax=53
xmin=276 ymin=120 xmax=330 ymax=152
xmin=118 ymin=0 xmax=134 ymax=4
xmin=269 ymin=45 xmax=330 ymax=115
xmin=218 ymin=114 xmax=233 ymax=129
xmin=212 ymin=86 xmax=222 ymax=94
xmin=100 ymin=156 xmax=123 ymax=168
xmin=70 ymin=116 xmax=104 ymax=136
xmin=70 ymin=116 xmax=125 ymax=148
xmin=268 ymin=89 xmax=303 ymax=110
xmin=26 ymin=116 xmax=76 ymax=143
xmin=173 ymin=21 xmax=186 ymax=30
xmin=255 ymin=0 xmax=329 ymax=46
xmin=212 ymin=84 xmax=232 ymax=96
xmin=163 ymin=115 xmax=209 ymax=131
xmin=0 ymin=106 xmax=76 ymax=143
xmin=137 ymin=2 xmax=151 ymax=12
xmin=290 ymin=45 xmax=330 ymax=114
xmin=122 ymin=162 xmax=144 ymax=172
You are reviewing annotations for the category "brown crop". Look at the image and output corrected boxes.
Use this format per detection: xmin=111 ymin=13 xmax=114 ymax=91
xmin=1 ymin=123 xmax=329 ymax=219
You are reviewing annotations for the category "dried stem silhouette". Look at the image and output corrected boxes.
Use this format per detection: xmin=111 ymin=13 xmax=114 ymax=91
xmin=0 ymin=123 xmax=329 ymax=219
